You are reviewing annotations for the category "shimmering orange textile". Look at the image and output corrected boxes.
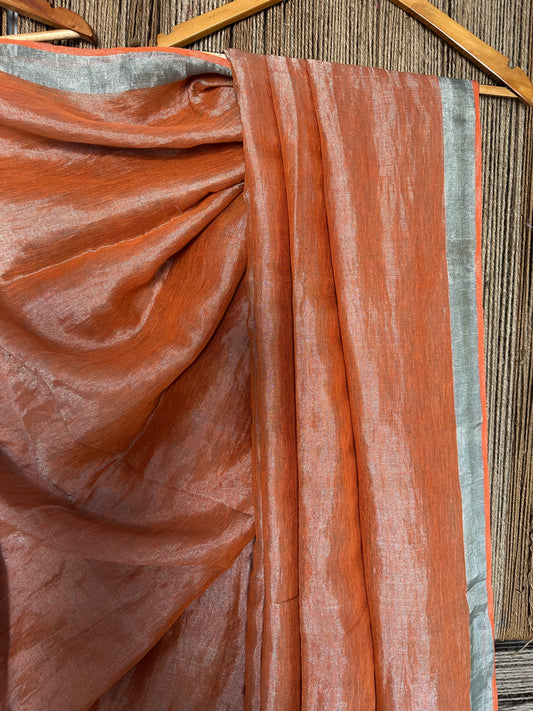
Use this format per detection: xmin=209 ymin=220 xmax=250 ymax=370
xmin=0 ymin=43 xmax=496 ymax=710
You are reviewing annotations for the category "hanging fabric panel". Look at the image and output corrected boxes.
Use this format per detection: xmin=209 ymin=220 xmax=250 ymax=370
xmin=0 ymin=40 xmax=496 ymax=711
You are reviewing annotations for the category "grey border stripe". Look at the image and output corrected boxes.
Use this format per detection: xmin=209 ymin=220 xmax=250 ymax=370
xmin=440 ymin=77 xmax=495 ymax=711
xmin=0 ymin=42 xmax=230 ymax=93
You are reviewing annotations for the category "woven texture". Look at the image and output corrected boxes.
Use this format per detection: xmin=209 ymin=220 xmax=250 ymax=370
xmin=495 ymin=641 xmax=533 ymax=709
xmin=1 ymin=0 xmax=531 ymax=656
xmin=0 ymin=40 xmax=496 ymax=709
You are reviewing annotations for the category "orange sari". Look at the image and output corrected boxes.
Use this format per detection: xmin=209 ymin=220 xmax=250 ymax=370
xmin=0 ymin=41 xmax=496 ymax=710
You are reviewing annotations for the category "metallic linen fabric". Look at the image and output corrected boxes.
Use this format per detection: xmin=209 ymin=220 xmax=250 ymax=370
xmin=0 ymin=40 xmax=496 ymax=710
xmin=440 ymin=77 xmax=496 ymax=711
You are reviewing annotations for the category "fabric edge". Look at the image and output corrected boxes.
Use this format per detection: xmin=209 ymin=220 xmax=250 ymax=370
xmin=439 ymin=76 xmax=497 ymax=711
xmin=0 ymin=40 xmax=231 ymax=94
xmin=473 ymin=81 xmax=499 ymax=711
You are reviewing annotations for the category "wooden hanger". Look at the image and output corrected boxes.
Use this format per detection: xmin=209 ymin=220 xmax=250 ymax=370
xmin=157 ymin=0 xmax=532 ymax=104
xmin=157 ymin=0 xmax=282 ymax=49
xmin=0 ymin=0 xmax=94 ymax=42
xmin=390 ymin=0 xmax=533 ymax=105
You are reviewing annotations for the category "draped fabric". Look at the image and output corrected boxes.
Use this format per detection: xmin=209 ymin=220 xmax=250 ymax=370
xmin=0 ymin=41 xmax=497 ymax=710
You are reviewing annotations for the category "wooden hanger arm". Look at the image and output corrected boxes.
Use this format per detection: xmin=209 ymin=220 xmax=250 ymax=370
xmin=389 ymin=0 xmax=533 ymax=105
xmin=0 ymin=28 xmax=82 ymax=41
xmin=0 ymin=0 xmax=94 ymax=42
xmin=157 ymin=0 xmax=282 ymax=48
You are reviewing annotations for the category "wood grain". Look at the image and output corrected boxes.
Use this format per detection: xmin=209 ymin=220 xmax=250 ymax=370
xmin=157 ymin=0 xmax=283 ymax=47
xmin=0 ymin=0 xmax=531 ymax=647
xmin=0 ymin=0 xmax=94 ymax=39
xmin=0 ymin=28 xmax=81 ymax=39
xmin=389 ymin=0 xmax=533 ymax=104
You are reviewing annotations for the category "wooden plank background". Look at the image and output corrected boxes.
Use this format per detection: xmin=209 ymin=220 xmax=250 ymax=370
xmin=1 ymin=0 xmax=532 ymax=701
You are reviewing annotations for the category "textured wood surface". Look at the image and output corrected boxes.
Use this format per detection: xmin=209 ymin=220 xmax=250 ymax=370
xmin=157 ymin=0 xmax=283 ymax=47
xmin=1 ymin=0 xmax=532 ymax=645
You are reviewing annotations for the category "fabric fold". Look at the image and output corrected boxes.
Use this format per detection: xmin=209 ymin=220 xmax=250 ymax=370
xmin=228 ymin=50 xmax=376 ymax=710
xmin=0 ymin=40 xmax=497 ymax=711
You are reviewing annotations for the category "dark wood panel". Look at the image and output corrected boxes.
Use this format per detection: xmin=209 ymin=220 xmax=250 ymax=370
xmin=2 ymin=0 xmax=532 ymax=643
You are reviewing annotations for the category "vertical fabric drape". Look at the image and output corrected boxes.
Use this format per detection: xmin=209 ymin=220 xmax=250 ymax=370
xmin=0 ymin=41 xmax=496 ymax=710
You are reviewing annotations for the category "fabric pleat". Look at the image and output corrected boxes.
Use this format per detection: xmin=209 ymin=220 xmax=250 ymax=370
xmin=0 ymin=40 xmax=497 ymax=711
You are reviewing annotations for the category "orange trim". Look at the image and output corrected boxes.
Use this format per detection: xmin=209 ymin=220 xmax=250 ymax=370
xmin=473 ymin=81 xmax=498 ymax=710
xmin=0 ymin=38 xmax=231 ymax=69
